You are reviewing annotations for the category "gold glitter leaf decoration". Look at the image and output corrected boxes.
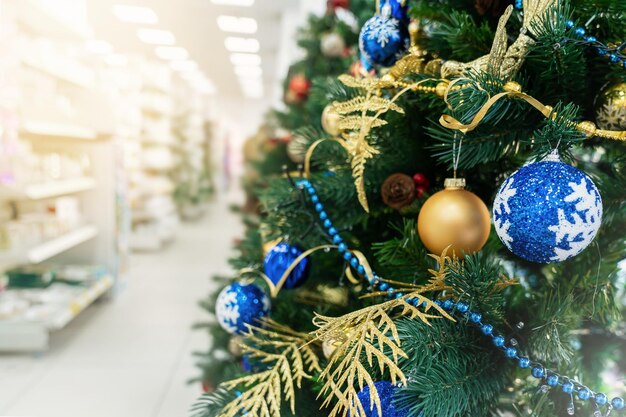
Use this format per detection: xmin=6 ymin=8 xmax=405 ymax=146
xmin=333 ymin=96 xmax=404 ymax=115
xmin=334 ymin=75 xmax=417 ymax=212
xmin=313 ymin=291 xmax=453 ymax=417
xmin=218 ymin=319 xmax=321 ymax=417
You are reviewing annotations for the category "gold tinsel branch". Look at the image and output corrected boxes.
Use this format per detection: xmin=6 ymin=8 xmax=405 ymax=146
xmin=218 ymin=319 xmax=321 ymax=417
xmin=312 ymin=276 xmax=453 ymax=417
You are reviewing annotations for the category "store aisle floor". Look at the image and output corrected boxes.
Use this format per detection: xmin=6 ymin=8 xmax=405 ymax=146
xmin=0 ymin=189 xmax=244 ymax=417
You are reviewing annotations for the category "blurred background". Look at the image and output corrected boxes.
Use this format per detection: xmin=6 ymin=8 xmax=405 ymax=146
xmin=0 ymin=0 xmax=339 ymax=415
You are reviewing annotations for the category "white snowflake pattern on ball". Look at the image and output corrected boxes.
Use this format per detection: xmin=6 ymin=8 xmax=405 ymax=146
xmin=366 ymin=16 xmax=400 ymax=47
xmin=493 ymin=176 xmax=517 ymax=249
xmin=548 ymin=177 xmax=602 ymax=261
xmin=216 ymin=289 xmax=239 ymax=334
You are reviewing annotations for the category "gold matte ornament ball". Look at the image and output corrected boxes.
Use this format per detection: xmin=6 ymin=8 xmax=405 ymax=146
xmin=417 ymin=178 xmax=491 ymax=256
xmin=321 ymin=104 xmax=342 ymax=136
xmin=595 ymin=82 xmax=626 ymax=130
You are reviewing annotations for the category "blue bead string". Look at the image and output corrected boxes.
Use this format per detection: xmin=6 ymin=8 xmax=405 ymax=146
xmin=513 ymin=2 xmax=626 ymax=69
xmin=295 ymin=178 xmax=624 ymax=416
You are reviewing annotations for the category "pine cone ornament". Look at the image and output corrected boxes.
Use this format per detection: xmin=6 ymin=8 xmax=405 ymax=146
xmin=381 ymin=173 xmax=416 ymax=209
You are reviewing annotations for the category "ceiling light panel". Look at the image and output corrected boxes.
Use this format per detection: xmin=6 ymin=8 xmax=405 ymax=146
xmin=113 ymin=5 xmax=158 ymax=24
xmin=211 ymin=0 xmax=254 ymax=6
xmin=224 ymin=37 xmax=259 ymax=53
xmin=230 ymin=53 xmax=261 ymax=66
xmin=155 ymin=46 xmax=189 ymax=60
xmin=137 ymin=28 xmax=176 ymax=45
xmin=217 ymin=16 xmax=257 ymax=34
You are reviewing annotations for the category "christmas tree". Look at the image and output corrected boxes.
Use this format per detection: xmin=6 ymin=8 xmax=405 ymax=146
xmin=192 ymin=1 xmax=626 ymax=417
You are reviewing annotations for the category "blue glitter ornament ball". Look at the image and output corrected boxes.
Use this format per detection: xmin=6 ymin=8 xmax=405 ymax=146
xmin=215 ymin=282 xmax=271 ymax=335
xmin=493 ymin=152 xmax=602 ymax=263
xmin=359 ymin=8 xmax=409 ymax=67
xmin=264 ymin=242 xmax=310 ymax=289
xmin=356 ymin=381 xmax=408 ymax=417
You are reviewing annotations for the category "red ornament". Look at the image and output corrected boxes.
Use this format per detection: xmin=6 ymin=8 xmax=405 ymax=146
xmin=412 ymin=173 xmax=430 ymax=189
xmin=202 ymin=381 xmax=215 ymax=393
xmin=287 ymin=74 xmax=311 ymax=103
xmin=327 ymin=0 xmax=350 ymax=11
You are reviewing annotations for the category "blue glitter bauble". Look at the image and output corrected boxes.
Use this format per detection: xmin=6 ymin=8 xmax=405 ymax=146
xmin=378 ymin=0 xmax=409 ymax=23
xmin=359 ymin=13 xmax=409 ymax=67
xmin=215 ymin=282 xmax=271 ymax=335
xmin=493 ymin=153 xmax=602 ymax=263
xmin=264 ymin=242 xmax=310 ymax=289
xmin=356 ymin=381 xmax=408 ymax=417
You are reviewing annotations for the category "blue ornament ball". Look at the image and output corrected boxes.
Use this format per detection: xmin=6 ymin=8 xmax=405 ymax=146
xmin=356 ymin=381 xmax=408 ymax=417
xmin=264 ymin=242 xmax=310 ymax=289
xmin=215 ymin=282 xmax=271 ymax=335
xmin=359 ymin=11 xmax=409 ymax=67
xmin=493 ymin=153 xmax=602 ymax=263
xmin=378 ymin=0 xmax=409 ymax=23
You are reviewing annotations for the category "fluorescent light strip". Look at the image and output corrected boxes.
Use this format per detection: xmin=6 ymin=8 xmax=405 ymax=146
xmin=137 ymin=28 xmax=176 ymax=45
xmin=155 ymin=46 xmax=189 ymax=60
xmin=217 ymin=16 xmax=257 ymax=33
xmin=230 ymin=53 xmax=261 ymax=66
xmin=211 ymin=0 xmax=254 ymax=6
xmin=224 ymin=37 xmax=259 ymax=53
xmin=113 ymin=5 xmax=158 ymax=24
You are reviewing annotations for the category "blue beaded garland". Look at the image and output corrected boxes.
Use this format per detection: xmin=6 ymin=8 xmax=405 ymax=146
xmin=562 ymin=381 xmax=575 ymax=393
xmin=215 ymin=282 xmax=271 ymax=335
xmin=578 ymin=388 xmax=591 ymax=401
xmin=338 ymin=243 xmax=347 ymax=252
xmin=442 ymin=299 xmax=454 ymax=310
xmin=505 ymin=347 xmax=518 ymax=358
xmin=493 ymin=335 xmax=505 ymax=347
xmin=323 ymin=219 xmax=332 ymax=228
xmin=531 ymin=366 xmax=545 ymax=379
xmin=518 ymin=357 xmax=530 ymax=368
xmin=481 ymin=324 xmax=493 ymax=335
xmin=264 ymin=242 xmax=310 ymax=289
xmin=611 ymin=397 xmax=624 ymax=410
xmin=546 ymin=374 xmax=559 ymax=386
xmin=456 ymin=302 xmax=469 ymax=313
xmin=469 ymin=312 xmax=482 ymax=323
xmin=315 ymin=203 xmax=324 ymax=212
xmin=595 ymin=393 xmax=608 ymax=406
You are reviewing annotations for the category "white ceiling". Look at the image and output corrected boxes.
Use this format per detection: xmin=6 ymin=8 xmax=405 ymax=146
xmin=85 ymin=0 xmax=299 ymax=97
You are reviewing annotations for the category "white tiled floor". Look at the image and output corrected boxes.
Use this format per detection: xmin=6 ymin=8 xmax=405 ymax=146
xmin=0 ymin=190 xmax=243 ymax=417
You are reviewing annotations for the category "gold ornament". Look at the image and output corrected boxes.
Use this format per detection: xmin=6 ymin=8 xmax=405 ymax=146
xmin=321 ymin=104 xmax=342 ymax=136
xmin=417 ymin=178 xmax=491 ymax=256
xmin=321 ymin=325 xmax=354 ymax=358
xmin=595 ymin=82 xmax=626 ymax=131
xmin=228 ymin=335 xmax=244 ymax=357
xmin=503 ymin=80 xmax=522 ymax=93
xmin=286 ymin=134 xmax=309 ymax=163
